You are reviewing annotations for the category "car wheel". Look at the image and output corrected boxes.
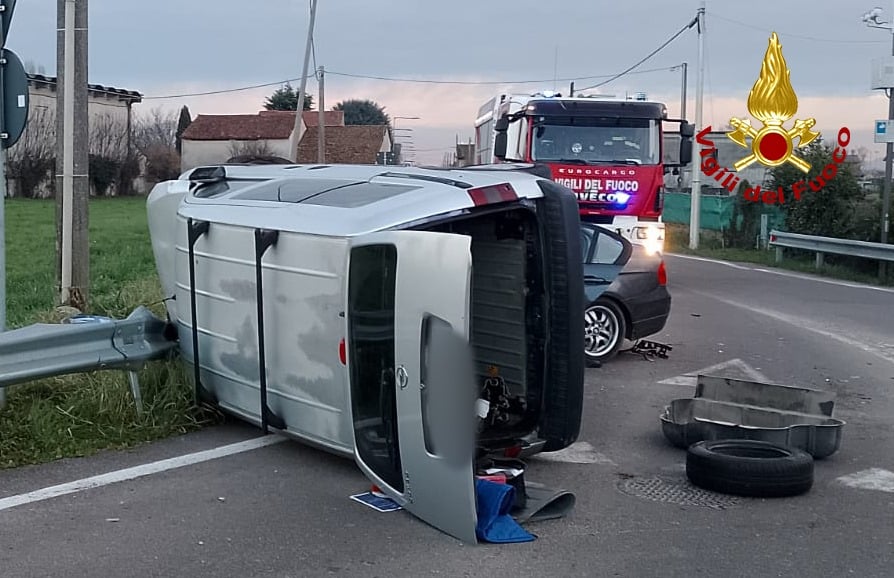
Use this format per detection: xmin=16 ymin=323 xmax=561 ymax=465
xmin=686 ymin=439 xmax=814 ymax=498
xmin=583 ymin=299 xmax=626 ymax=363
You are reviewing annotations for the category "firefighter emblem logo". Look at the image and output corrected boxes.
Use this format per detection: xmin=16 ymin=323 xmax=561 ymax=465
xmin=726 ymin=32 xmax=820 ymax=173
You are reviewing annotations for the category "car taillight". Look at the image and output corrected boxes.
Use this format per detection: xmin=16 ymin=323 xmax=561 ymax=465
xmin=339 ymin=338 xmax=346 ymax=365
xmin=467 ymin=183 xmax=518 ymax=206
xmin=657 ymin=260 xmax=667 ymax=286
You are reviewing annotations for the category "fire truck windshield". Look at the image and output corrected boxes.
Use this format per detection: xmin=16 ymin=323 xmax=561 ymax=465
xmin=530 ymin=117 xmax=660 ymax=165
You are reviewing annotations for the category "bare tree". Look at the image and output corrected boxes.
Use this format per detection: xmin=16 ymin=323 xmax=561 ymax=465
xmin=228 ymin=140 xmax=275 ymax=158
xmin=89 ymin=112 xmax=129 ymax=161
xmin=133 ymin=107 xmax=181 ymax=185
xmin=88 ymin=112 xmax=132 ymax=196
xmin=7 ymin=106 xmax=56 ymax=198
xmin=133 ymin=107 xmax=179 ymax=153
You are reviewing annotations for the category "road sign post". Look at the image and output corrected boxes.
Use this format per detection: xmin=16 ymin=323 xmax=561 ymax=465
xmin=0 ymin=0 xmax=28 ymax=410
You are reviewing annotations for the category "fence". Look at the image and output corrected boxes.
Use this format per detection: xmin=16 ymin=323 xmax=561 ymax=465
xmin=769 ymin=230 xmax=894 ymax=270
xmin=663 ymin=192 xmax=786 ymax=232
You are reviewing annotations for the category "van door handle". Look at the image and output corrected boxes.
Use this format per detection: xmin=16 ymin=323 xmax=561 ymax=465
xmin=396 ymin=365 xmax=409 ymax=390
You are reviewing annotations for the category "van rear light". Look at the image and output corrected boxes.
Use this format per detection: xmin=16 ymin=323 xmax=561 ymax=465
xmin=503 ymin=445 xmax=522 ymax=458
xmin=339 ymin=338 xmax=346 ymax=365
xmin=467 ymin=183 xmax=518 ymax=206
xmin=657 ymin=260 xmax=667 ymax=286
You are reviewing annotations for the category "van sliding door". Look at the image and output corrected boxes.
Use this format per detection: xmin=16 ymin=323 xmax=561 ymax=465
xmin=346 ymin=231 xmax=478 ymax=543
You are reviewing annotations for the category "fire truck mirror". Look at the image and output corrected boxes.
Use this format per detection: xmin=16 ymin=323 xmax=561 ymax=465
xmin=679 ymin=138 xmax=693 ymax=166
xmin=495 ymin=116 xmax=510 ymax=132
xmin=494 ymin=132 xmax=508 ymax=159
xmin=680 ymin=122 xmax=695 ymax=138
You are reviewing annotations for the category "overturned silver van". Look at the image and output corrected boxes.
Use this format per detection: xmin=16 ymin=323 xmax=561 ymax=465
xmin=146 ymin=162 xmax=631 ymax=542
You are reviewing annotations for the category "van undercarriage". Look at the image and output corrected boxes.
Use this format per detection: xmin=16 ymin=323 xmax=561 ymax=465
xmin=425 ymin=207 xmax=547 ymax=454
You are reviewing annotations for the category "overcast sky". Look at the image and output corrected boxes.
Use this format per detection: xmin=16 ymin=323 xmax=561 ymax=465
xmin=9 ymin=0 xmax=894 ymax=165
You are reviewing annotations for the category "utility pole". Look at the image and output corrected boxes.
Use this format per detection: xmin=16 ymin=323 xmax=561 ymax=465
xmin=291 ymin=0 xmax=318 ymax=162
xmin=317 ymin=65 xmax=325 ymax=163
xmin=55 ymin=0 xmax=89 ymax=309
xmin=864 ymin=3 xmax=894 ymax=280
xmin=680 ymin=62 xmax=688 ymax=120
xmin=883 ymin=16 xmax=894 ymax=280
xmin=689 ymin=2 xmax=705 ymax=250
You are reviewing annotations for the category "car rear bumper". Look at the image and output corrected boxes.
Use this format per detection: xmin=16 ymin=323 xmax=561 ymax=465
xmin=626 ymin=289 xmax=671 ymax=340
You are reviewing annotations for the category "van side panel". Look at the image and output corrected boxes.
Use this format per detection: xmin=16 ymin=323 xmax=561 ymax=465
xmin=174 ymin=215 xmax=353 ymax=454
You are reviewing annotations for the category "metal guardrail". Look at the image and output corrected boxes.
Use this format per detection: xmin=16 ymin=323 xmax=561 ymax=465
xmin=768 ymin=229 xmax=894 ymax=269
xmin=0 ymin=306 xmax=177 ymax=412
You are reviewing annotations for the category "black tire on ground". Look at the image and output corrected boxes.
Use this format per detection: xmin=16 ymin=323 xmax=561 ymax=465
xmin=583 ymin=298 xmax=627 ymax=364
xmin=686 ymin=439 xmax=815 ymax=498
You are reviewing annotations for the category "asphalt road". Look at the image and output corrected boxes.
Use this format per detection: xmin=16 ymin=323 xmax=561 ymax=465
xmin=2 ymin=254 xmax=893 ymax=577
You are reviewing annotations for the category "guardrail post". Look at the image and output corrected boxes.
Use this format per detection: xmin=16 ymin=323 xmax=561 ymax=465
xmin=775 ymin=246 xmax=783 ymax=264
xmin=815 ymin=252 xmax=824 ymax=270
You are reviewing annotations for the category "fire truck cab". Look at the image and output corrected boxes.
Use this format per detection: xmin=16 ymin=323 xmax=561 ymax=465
xmin=474 ymin=91 xmax=694 ymax=253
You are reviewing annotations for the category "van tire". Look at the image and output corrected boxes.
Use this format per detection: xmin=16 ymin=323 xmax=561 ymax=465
xmin=686 ymin=439 xmax=814 ymax=498
xmin=536 ymin=181 xmax=585 ymax=452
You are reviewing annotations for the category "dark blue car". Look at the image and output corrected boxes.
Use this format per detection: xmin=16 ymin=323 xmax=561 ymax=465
xmin=580 ymin=223 xmax=671 ymax=364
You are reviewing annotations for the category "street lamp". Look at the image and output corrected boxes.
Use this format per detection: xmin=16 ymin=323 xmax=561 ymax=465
xmin=863 ymin=4 xmax=894 ymax=280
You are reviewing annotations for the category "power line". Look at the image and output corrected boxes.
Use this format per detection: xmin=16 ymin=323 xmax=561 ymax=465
xmin=324 ymin=66 xmax=681 ymax=86
xmin=574 ymin=14 xmax=700 ymax=93
xmin=140 ymin=65 xmax=686 ymax=100
xmin=141 ymin=75 xmax=314 ymax=100
xmin=709 ymin=12 xmax=887 ymax=44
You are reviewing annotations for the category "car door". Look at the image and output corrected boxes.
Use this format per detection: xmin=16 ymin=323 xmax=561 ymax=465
xmin=345 ymin=230 xmax=479 ymax=544
xmin=581 ymin=223 xmax=632 ymax=303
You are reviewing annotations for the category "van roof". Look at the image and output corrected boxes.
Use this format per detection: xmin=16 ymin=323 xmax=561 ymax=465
xmin=175 ymin=163 xmax=552 ymax=237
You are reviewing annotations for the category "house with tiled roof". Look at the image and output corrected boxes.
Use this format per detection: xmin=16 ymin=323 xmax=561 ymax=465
xmin=179 ymin=109 xmax=392 ymax=171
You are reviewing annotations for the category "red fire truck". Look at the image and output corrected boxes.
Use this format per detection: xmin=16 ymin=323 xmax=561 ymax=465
xmin=474 ymin=91 xmax=693 ymax=252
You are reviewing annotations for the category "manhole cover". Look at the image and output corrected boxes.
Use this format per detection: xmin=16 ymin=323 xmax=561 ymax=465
xmin=617 ymin=475 xmax=741 ymax=509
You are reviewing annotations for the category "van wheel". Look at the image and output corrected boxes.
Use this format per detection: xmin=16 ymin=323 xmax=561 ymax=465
xmin=686 ymin=439 xmax=814 ymax=498
xmin=584 ymin=299 xmax=625 ymax=363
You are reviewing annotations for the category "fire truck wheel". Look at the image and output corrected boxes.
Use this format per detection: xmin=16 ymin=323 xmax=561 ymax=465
xmin=686 ymin=439 xmax=814 ymax=498
xmin=584 ymin=298 xmax=626 ymax=363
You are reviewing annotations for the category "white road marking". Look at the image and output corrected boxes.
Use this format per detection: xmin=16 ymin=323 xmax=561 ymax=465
xmin=666 ymin=253 xmax=751 ymax=270
xmin=657 ymin=358 xmax=770 ymax=386
xmin=750 ymin=268 xmax=894 ymax=294
xmin=532 ymin=442 xmax=616 ymax=465
xmin=694 ymin=292 xmax=894 ymax=367
xmin=0 ymin=435 xmax=287 ymax=512
xmin=666 ymin=253 xmax=894 ymax=294
xmin=836 ymin=468 xmax=894 ymax=493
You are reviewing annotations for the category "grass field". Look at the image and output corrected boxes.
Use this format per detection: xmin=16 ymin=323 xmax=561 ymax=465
xmin=0 ymin=198 xmax=220 ymax=469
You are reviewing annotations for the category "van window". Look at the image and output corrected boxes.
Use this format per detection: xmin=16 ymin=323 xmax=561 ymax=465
xmin=348 ymin=244 xmax=403 ymax=493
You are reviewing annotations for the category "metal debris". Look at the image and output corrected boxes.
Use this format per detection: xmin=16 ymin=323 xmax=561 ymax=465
xmin=626 ymin=339 xmax=673 ymax=361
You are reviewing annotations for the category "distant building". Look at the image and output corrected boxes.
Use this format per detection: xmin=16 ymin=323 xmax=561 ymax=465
xmin=180 ymin=110 xmax=392 ymax=171
xmin=26 ymin=73 xmax=143 ymax=126
xmin=664 ymin=130 xmax=769 ymax=194
xmin=454 ymin=139 xmax=476 ymax=168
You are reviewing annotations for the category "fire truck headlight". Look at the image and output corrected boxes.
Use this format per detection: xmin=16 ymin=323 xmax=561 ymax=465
xmin=642 ymin=225 xmax=664 ymax=256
